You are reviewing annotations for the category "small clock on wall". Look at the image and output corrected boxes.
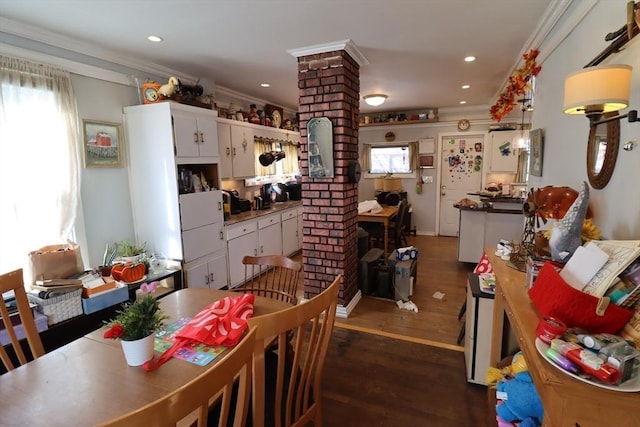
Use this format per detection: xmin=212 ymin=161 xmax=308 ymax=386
xmin=265 ymin=104 xmax=284 ymax=129
xmin=457 ymin=119 xmax=471 ymax=131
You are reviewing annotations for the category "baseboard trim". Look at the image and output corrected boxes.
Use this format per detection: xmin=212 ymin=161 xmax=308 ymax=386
xmin=336 ymin=290 xmax=362 ymax=319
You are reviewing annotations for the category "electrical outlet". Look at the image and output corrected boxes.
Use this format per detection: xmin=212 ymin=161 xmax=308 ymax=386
xmin=423 ymin=176 xmax=434 ymax=184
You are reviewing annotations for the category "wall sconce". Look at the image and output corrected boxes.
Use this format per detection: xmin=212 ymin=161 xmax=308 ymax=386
xmin=563 ymin=64 xmax=638 ymax=125
xmin=258 ymin=151 xmax=285 ymax=167
xmin=363 ymin=94 xmax=387 ymax=107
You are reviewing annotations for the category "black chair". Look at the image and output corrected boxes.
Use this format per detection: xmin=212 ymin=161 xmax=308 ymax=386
xmin=367 ymin=199 xmax=409 ymax=250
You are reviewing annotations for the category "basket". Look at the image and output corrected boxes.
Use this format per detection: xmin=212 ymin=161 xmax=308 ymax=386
xmin=28 ymin=288 xmax=83 ymax=325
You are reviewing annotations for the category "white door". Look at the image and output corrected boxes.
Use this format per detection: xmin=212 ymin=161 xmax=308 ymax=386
xmin=438 ymin=133 xmax=485 ymax=236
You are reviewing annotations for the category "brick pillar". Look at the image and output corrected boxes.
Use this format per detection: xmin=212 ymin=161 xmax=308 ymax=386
xmin=296 ymin=49 xmax=360 ymax=307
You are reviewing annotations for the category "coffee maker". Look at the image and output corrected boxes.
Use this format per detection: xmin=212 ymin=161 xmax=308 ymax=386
xmin=260 ymin=183 xmax=273 ymax=209
xmin=228 ymin=189 xmax=251 ymax=214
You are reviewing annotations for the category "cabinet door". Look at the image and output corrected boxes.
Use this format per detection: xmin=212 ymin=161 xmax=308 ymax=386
xmin=490 ymin=131 xmax=519 ymax=172
xmin=227 ymin=231 xmax=258 ymax=288
xmin=182 ymin=223 xmax=225 ymax=262
xmin=184 ymin=257 xmax=210 ymax=288
xmin=282 ymin=210 xmax=298 ymax=256
xmin=196 ymin=116 xmax=219 ymax=158
xmin=217 ymin=122 xmax=233 ymax=179
xmin=297 ymin=208 xmax=303 ymax=250
xmin=259 ymin=222 xmax=282 ymax=256
xmin=207 ymin=252 xmax=228 ymax=290
xmin=230 ymin=125 xmax=255 ymax=178
xmin=179 ymin=191 xmax=223 ymax=231
xmin=172 ymin=110 xmax=200 ymax=157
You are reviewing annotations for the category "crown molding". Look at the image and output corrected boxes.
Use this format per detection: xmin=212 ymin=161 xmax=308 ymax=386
xmin=288 ymin=39 xmax=370 ymax=66
xmin=0 ymin=16 xmax=198 ymax=85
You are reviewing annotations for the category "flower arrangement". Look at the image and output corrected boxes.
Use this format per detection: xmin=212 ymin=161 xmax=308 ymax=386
xmin=490 ymin=49 xmax=542 ymax=122
xmin=103 ymin=281 xmax=168 ymax=341
xmin=543 ymin=218 xmax=602 ymax=244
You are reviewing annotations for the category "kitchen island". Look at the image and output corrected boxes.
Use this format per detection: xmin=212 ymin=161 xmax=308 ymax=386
xmin=457 ymin=196 xmax=524 ymax=263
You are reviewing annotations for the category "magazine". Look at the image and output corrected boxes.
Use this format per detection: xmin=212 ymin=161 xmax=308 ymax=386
xmin=153 ymin=317 xmax=227 ymax=366
xmin=581 ymin=240 xmax=640 ymax=298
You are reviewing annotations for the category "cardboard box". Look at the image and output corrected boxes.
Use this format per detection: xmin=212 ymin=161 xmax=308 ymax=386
xmin=82 ymin=283 xmax=129 ymax=315
xmin=82 ymin=277 xmax=117 ymax=298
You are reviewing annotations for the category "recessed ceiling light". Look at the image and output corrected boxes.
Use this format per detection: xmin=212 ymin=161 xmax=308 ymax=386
xmin=147 ymin=35 xmax=163 ymax=43
xmin=260 ymin=83 xmax=271 ymax=88
xmin=459 ymin=101 xmax=467 ymax=104
xmin=464 ymin=56 xmax=476 ymax=62
xmin=461 ymin=84 xmax=471 ymax=89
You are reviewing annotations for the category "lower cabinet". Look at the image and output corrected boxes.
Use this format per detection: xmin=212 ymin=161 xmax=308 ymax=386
xmin=282 ymin=209 xmax=299 ymax=256
xmin=258 ymin=214 xmax=282 ymax=256
xmin=185 ymin=252 xmax=228 ymax=289
xmin=227 ymin=221 xmax=258 ymax=288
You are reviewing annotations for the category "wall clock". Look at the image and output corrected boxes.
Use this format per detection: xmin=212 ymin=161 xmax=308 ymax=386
xmin=348 ymin=161 xmax=362 ymax=183
xmin=265 ymin=104 xmax=284 ymax=129
xmin=458 ymin=119 xmax=471 ymax=131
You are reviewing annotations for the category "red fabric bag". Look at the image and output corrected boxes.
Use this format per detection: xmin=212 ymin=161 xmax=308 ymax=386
xmin=528 ymin=262 xmax=633 ymax=334
xmin=143 ymin=293 xmax=255 ymax=371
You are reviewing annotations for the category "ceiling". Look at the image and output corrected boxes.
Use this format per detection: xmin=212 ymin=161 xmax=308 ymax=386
xmin=0 ymin=0 xmax=557 ymax=114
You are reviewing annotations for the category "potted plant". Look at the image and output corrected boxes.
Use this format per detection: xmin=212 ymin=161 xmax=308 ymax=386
xmin=103 ymin=282 xmax=168 ymax=366
xmin=117 ymin=240 xmax=147 ymax=263
xmin=98 ymin=243 xmax=118 ymax=276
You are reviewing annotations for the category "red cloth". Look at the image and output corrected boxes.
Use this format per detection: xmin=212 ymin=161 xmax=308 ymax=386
xmin=474 ymin=252 xmax=494 ymax=275
xmin=143 ymin=293 xmax=255 ymax=371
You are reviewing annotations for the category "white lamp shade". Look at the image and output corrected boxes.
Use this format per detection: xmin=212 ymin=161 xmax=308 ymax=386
xmin=563 ymin=64 xmax=631 ymax=115
xmin=363 ymin=94 xmax=387 ymax=107
xmin=511 ymin=129 xmax=530 ymax=149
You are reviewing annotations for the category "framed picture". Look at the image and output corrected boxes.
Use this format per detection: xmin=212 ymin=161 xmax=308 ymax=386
xmin=82 ymin=119 xmax=124 ymax=168
xmin=529 ymin=128 xmax=544 ymax=176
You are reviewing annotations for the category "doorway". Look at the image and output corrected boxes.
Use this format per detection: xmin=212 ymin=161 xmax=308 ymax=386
xmin=437 ymin=132 xmax=487 ymax=236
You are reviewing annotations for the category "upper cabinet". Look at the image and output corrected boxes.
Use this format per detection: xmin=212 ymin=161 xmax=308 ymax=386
xmin=173 ymin=109 xmax=219 ymax=159
xmin=489 ymin=130 xmax=519 ymax=173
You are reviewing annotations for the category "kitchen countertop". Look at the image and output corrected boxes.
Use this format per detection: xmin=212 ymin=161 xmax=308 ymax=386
xmin=224 ymin=200 xmax=302 ymax=226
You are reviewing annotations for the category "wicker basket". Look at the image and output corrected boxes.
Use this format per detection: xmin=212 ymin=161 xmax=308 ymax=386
xmin=28 ymin=288 xmax=83 ymax=325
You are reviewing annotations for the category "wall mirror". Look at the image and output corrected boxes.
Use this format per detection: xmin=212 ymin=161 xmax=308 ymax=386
xmin=587 ymin=112 xmax=619 ymax=189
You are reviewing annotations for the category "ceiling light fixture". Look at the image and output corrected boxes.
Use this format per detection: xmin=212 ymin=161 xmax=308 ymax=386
xmin=363 ymin=94 xmax=387 ymax=107
xmin=459 ymin=101 xmax=467 ymax=105
xmin=512 ymin=98 xmax=531 ymax=149
xmin=461 ymin=84 xmax=470 ymax=89
xmin=464 ymin=56 xmax=476 ymax=62
xmin=260 ymin=83 xmax=270 ymax=88
xmin=147 ymin=35 xmax=163 ymax=42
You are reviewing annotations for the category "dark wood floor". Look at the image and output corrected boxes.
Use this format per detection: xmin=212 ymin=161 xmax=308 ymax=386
xmin=295 ymin=235 xmax=493 ymax=426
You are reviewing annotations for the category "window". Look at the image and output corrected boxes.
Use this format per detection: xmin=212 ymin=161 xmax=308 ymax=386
xmin=363 ymin=141 xmax=418 ymax=177
xmin=0 ymin=56 xmax=81 ymax=276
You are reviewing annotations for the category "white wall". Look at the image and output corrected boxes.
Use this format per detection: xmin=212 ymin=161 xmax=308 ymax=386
xmin=532 ymin=0 xmax=640 ymax=239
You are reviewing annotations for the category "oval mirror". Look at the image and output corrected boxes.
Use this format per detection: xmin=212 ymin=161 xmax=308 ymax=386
xmin=587 ymin=112 xmax=619 ymax=189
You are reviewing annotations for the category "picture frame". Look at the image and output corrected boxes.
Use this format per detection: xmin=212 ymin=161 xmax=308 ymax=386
xmin=82 ymin=119 xmax=124 ymax=168
xmin=529 ymin=128 xmax=544 ymax=177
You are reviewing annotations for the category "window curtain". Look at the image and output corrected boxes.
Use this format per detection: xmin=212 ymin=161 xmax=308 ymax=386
xmin=254 ymin=137 xmax=275 ymax=176
xmin=409 ymin=140 xmax=418 ymax=171
xmin=0 ymin=56 xmax=81 ymax=273
xmin=362 ymin=144 xmax=371 ymax=172
xmin=280 ymin=142 xmax=298 ymax=174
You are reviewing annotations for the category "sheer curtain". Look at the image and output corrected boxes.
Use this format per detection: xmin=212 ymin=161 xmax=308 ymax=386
xmin=0 ymin=56 xmax=81 ymax=273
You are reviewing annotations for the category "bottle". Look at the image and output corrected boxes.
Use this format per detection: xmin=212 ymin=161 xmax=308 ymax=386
xmin=550 ymin=339 xmax=621 ymax=384
xmin=223 ymin=202 xmax=231 ymax=221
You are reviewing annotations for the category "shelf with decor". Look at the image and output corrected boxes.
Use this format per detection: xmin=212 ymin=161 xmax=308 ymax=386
xmin=360 ymin=118 xmax=439 ymax=127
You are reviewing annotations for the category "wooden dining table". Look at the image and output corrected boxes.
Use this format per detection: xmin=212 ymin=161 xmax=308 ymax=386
xmin=0 ymin=288 xmax=290 ymax=427
xmin=358 ymin=205 xmax=399 ymax=257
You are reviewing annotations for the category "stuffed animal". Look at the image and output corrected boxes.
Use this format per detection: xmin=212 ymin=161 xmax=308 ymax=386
xmin=496 ymin=370 xmax=544 ymax=426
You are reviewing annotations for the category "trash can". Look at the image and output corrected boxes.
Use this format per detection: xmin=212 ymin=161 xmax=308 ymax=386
xmin=358 ymin=248 xmax=383 ymax=295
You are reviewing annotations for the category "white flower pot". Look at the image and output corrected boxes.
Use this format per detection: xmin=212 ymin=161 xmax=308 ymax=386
xmin=120 ymin=334 xmax=155 ymax=366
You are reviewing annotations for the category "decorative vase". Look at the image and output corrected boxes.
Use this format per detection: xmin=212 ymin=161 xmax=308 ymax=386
xmin=120 ymin=334 xmax=155 ymax=366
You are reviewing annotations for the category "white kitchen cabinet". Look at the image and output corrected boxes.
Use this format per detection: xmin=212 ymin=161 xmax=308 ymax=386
xmin=173 ymin=109 xmax=219 ymax=159
xmin=226 ymin=220 xmax=258 ymax=288
xmin=258 ymin=214 xmax=282 ymax=256
xmin=297 ymin=207 xmax=303 ymax=250
xmin=282 ymin=208 xmax=300 ymax=256
xmin=464 ymin=272 xmax=494 ymax=385
xmin=489 ymin=130 xmax=519 ymax=173
xmin=457 ymin=208 xmax=523 ymax=263
xmin=217 ymin=120 xmax=256 ymax=179
xmin=124 ymin=102 xmax=227 ymax=289
xmin=184 ymin=252 xmax=228 ymax=289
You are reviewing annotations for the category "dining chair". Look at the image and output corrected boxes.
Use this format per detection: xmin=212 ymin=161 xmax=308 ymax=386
xmin=247 ymin=274 xmax=341 ymax=427
xmin=367 ymin=199 xmax=409 ymax=250
xmin=234 ymin=255 xmax=302 ymax=305
xmin=1 ymin=268 xmax=45 ymax=371
xmin=98 ymin=326 xmax=257 ymax=427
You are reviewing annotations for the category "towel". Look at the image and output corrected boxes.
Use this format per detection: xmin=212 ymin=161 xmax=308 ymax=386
xmin=143 ymin=293 xmax=255 ymax=371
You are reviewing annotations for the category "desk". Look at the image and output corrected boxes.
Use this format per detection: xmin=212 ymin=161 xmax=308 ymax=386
xmin=0 ymin=288 xmax=290 ymax=427
xmin=358 ymin=206 xmax=398 ymax=257
xmin=488 ymin=251 xmax=640 ymax=426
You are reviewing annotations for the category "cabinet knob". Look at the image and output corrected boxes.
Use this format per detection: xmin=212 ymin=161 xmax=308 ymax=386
xmin=260 ymin=245 xmax=264 ymax=254
xmin=218 ymin=201 xmax=222 ymax=210
xmin=199 ymin=132 xmax=204 ymax=143
xmin=226 ymin=147 xmax=231 ymax=156
xmin=233 ymin=147 xmax=237 ymax=156
xmin=205 ymin=274 xmax=210 ymax=284
xmin=219 ymin=231 xmax=224 ymax=240
xmin=193 ymin=132 xmax=199 ymax=144
xmin=209 ymin=272 xmax=214 ymax=282
xmin=254 ymin=248 xmax=258 ymax=256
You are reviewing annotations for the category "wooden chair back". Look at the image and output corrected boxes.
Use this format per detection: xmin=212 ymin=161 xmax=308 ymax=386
xmin=98 ymin=326 xmax=257 ymax=427
xmin=247 ymin=274 xmax=341 ymax=427
xmin=236 ymin=255 xmax=302 ymax=305
xmin=393 ymin=199 xmax=409 ymax=248
xmin=1 ymin=268 xmax=45 ymax=371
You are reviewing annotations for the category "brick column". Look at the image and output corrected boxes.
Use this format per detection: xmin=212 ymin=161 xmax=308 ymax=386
xmin=294 ymin=45 xmax=363 ymax=308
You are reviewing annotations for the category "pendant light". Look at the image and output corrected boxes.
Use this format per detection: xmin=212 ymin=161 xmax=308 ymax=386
xmin=512 ymin=99 xmax=531 ymax=149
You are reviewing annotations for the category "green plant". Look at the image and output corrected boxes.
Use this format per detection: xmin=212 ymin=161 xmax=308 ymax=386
xmin=103 ymin=288 xmax=167 ymax=341
xmin=117 ymin=240 xmax=147 ymax=257
xmin=102 ymin=243 xmax=118 ymax=266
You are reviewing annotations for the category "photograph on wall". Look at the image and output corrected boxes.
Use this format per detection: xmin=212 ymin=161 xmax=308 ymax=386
xmin=82 ymin=119 xmax=124 ymax=168
xmin=529 ymin=128 xmax=544 ymax=176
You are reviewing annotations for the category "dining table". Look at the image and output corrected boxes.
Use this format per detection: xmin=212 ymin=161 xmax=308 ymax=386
xmin=358 ymin=205 xmax=399 ymax=257
xmin=0 ymin=288 xmax=291 ymax=427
